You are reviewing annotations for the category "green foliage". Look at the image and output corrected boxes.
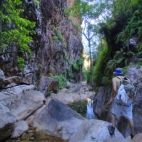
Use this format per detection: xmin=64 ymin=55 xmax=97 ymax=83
xmin=122 ymin=66 xmax=129 ymax=74
xmin=68 ymin=18 xmax=72 ymax=23
xmin=103 ymin=21 xmax=116 ymax=30
xmin=63 ymin=67 xmax=72 ymax=81
xmin=135 ymin=43 xmax=142 ymax=57
xmin=72 ymin=61 xmax=79 ymax=71
xmin=63 ymin=52 xmax=70 ymax=62
xmin=0 ymin=0 xmax=36 ymax=69
xmin=54 ymin=28 xmax=64 ymax=41
xmin=68 ymin=100 xmax=87 ymax=117
xmin=45 ymin=90 xmax=52 ymax=98
xmin=73 ymin=23 xmax=80 ymax=30
xmin=64 ymin=0 xmax=142 ymax=87
xmin=101 ymin=76 xmax=112 ymax=86
xmin=112 ymin=0 xmax=131 ymax=16
xmin=0 ymin=0 xmax=35 ymax=52
xmin=49 ymin=73 xmax=68 ymax=90
xmin=101 ymin=49 xmax=135 ymax=86
xmin=130 ymin=0 xmax=141 ymax=6
xmin=136 ymin=51 xmax=142 ymax=58
xmin=116 ymin=4 xmax=142 ymax=43
xmin=34 ymin=0 xmax=39 ymax=8
xmin=52 ymin=36 xmax=59 ymax=42
xmin=38 ymin=64 xmax=42 ymax=68
xmin=136 ymin=61 xmax=142 ymax=68
xmin=64 ymin=1 xmax=110 ymax=82
xmin=17 ymin=56 xmax=25 ymax=71
xmin=77 ymin=56 xmax=84 ymax=65
xmin=52 ymin=28 xmax=66 ymax=46
xmin=64 ymin=0 xmax=107 ymax=22
xmin=93 ymin=45 xmax=110 ymax=86
xmin=105 ymin=51 xmax=123 ymax=74
xmin=137 ymin=43 xmax=142 ymax=51
xmin=82 ymin=67 xmax=92 ymax=85
xmin=82 ymin=68 xmax=88 ymax=80
xmin=105 ymin=51 xmax=135 ymax=76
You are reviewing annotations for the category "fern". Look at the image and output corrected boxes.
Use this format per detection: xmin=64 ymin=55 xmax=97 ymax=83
xmin=113 ymin=51 xmax=123 ymax=59
xmin=94 ymin=45 xmax=111 ymax=86
xmin=124 ymin=58 xmax=129 ymax=66
xmin=122 ymin=51 xmax=135 ymax=57
xmin=117 ymin=57 xmax=125 ymax=64
xmin=77 ymin=56 xmax=84 ymax=65
xmin=122 ymin=66 xmax=129 ymax=74
xmin=136 ymin=61 xmax=142 ymax=68
xmin=105 ymin=60 xmax=117 ymax=71
xmin=72 ymin=62 xmax=79 ymax=71
xmin=138 ymin=27 xmax=142 ymax=37
xmin=116 ymin=6 xmax=142 ymax=42
xmin=101 ymin=76 xmax=112 ymax=86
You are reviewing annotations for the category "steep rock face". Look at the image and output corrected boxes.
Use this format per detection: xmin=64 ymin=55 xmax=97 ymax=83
xmin=0 ymin=0 xmax=83 ymax=89
xmin=39 ymin=0 xmax=82 ymax=76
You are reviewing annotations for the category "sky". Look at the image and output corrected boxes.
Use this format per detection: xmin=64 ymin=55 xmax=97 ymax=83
xmin=81 ymin=0 xmax=112 ymax=58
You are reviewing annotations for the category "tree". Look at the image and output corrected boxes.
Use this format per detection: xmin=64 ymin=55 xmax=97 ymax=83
xmin=65 ymin=0 xmax=111 ymax=85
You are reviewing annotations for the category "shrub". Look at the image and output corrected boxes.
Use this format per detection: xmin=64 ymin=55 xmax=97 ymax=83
xmin=17 ymin=56 xmax=25 ymax=72
xmin=72 ymin=61 xmax=79 ymax=71
xmin=93 ymin=45 xmax=110 ymax=86
xmin=52 ymin=36 xmax=59 ymax=42
xmin=49 ymin=73 xmax=68 ymax=91
xmin=77 ymin=56 xmax=84 ymax=65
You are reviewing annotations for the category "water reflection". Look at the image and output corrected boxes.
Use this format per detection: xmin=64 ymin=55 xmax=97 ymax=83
xmin=86 ymin=98 xmax=96 ymax=119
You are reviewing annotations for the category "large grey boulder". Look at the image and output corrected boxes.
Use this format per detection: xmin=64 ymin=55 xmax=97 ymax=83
xmin=131 ymin=133 xmax=142 ymax=142
xmin=0 ymin=85 xmax=35 ymax=107
xmin=39 ymin=76 xmax=59 ymax=96
xmin=0 ymin=84 xmax=45 ymax=140
xmin=69 ymin=119 xmax=128 ymax=142
xmin=33 ymin=98 xmax=85 ymax=141
xmin=0 ymin=111 xmax=16 ymax=141
xmin=11 ymin=90 xmax=45 ymax=120
xmin=11 ymin=120 xmax=29 ymax=138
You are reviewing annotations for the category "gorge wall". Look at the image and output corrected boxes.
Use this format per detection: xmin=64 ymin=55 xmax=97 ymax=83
xmin=0 ymin=0 xmax=83 ymax=91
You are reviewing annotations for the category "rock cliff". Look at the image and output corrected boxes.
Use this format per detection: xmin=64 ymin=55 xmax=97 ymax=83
xmin=0 ymin=0 xmax=83 ymax=91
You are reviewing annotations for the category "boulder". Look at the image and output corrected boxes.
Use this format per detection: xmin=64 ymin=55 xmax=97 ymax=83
xmin=131 ymin=133 xmax=142 ymax=142
xmin=33 ymin=98 xmax=85 ymax=141
xmin=51 ymin=81 xmax=95 ymax=104
xmin=39 ymin=76 xmax=59 ymax=95
xmin=104 ymin=138 xmax=129 ymax=142
xmin=0 ymin=111 xmax=16 ymax=141
xmin=11 ymin=90 xmax=45 ymax=120
xmin=0 ymin=84 xmax=45 ymax=141
xmin=11 ymin=120 xmax=29 ymax=138
xmin=69 ymin=119 xmax=128 ymax=142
